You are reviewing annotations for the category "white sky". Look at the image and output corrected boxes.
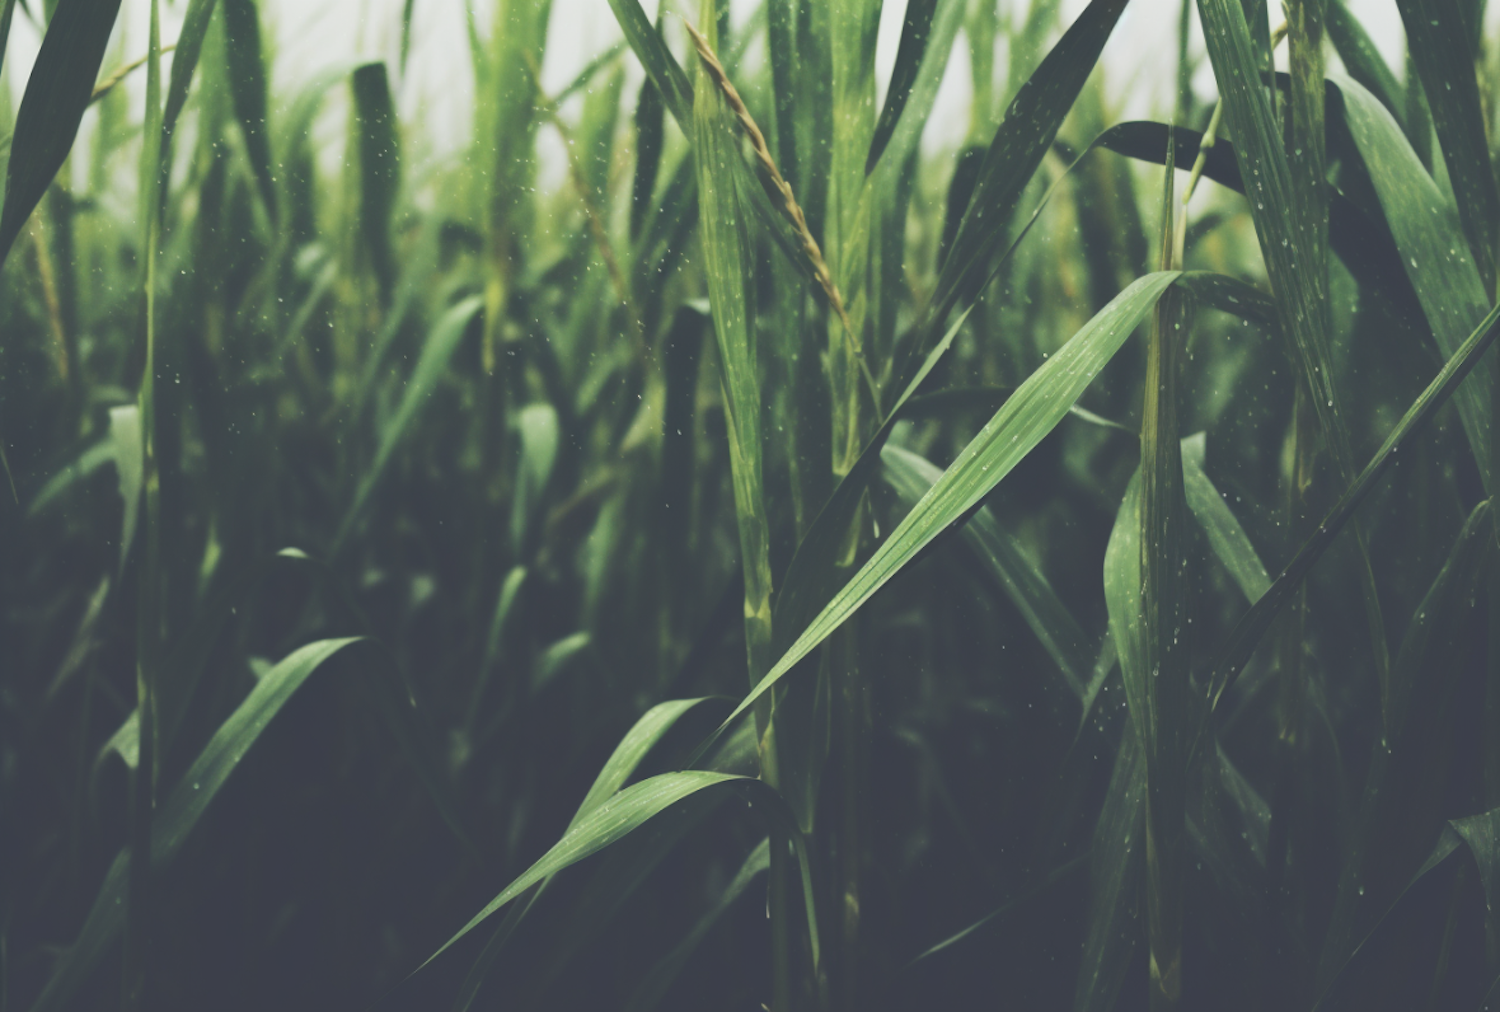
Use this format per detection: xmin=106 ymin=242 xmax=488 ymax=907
xmin=2 ymin=0 xmax=1420 ymax=189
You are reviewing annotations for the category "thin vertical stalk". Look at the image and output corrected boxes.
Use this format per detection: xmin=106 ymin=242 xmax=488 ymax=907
xmin=689 ymin=3 xmax=790 ymax=1005
xmin=123 ymin=2 xmax=163 ymax=1007
xmin=825 ymin=3 xmax=879 ymax=1004
xmin=1177 ymin=0 xmax=1194 ymax=125
xmin=1140 ymin=135 xmax=1188 ymax=1012
xmin=1263 ymin=382 xmax=1314 ymax=1007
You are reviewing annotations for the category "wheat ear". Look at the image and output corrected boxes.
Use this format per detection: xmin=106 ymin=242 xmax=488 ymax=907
xmin=682 ymin=18 xmax=872 ymax=383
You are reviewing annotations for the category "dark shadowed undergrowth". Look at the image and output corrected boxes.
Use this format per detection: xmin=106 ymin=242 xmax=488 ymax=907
xmin=3 ymin=0 xmax=1500 ymax=1009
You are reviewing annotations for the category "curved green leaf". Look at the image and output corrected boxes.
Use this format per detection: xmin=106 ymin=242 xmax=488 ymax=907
xmin=1395 ymin=0 xmax=1499 ymax=291
xmin=419 ymin=772 xmax=820 ymax=976
xmin=1331 ymin=72 xmax=1496 ymax=493
xmin=1206 ymin=295 xmax=1500 ymax=714
xmin=0 ymin=0 xmax=125 ymax=268
xmin=708 ymin=272 xmax=1181 ymax=757
xmin=32 ymin=638 xmax=363 ymax=1012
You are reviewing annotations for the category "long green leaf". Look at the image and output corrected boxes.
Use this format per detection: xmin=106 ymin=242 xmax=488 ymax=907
xmin=1315 ymin=500 xmax=1493 ymax=994
xmin=1327 ymin=0 xmax=1403 ymax=126
xmin=916 ymin=0 xmax=1128 ymax=355
xmin=1332 ymin=72 xmax=1496 ymax=493
xmin=0 ymin=0 xmax=125 ymax=268
xmin=1395 ymin=0 xmax=1500 ymax=292
xmin=1197 ymin=0 xmax=1391 ymax=702
xmin=32 ymin=638 xmax=363 ymax=1012
xmin=221 ymin=0 xmax=276 ymax=219
xmin=418 ymin=772 xmax=820 ymax=975
xmin=160 ymin=0 xmax=219 ymax=152
xmin=706 ymin=271 xmax=1180 ymax=755
xmin=1206 ymin=297 xmax=1500 ymax=711
xmin=881 ymin=444 xmax=1097 ymax=702
xmin=866 ymin=0 xmax=938 ymax=174
xmin=450 ymin=696 xmax=728 ymax=1008
xmin=692 ymin=4 xmax=774 ymax=702
xmin=1182 ymin=433 xmax=1270 ymax=603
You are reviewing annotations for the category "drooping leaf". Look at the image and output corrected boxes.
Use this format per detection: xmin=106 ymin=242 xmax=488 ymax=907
xmin=417 ymin=772 xmax=821 ymax=979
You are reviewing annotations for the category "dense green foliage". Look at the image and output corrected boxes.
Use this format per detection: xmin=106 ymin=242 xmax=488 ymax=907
xmin=4 ymin=0 xmax=1500 ymax=1009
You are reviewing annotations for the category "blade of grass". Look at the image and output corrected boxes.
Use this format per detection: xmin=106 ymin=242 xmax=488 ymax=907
xmin=1327 ymin=0 xmax=1403 ymax=126
xmin=1181 ymin=433 xmax=1271 ymax=604
xmin=32 ymin=638 xmax=364 ymax=1012
xmin=332 ymin=295 xmax=483 ymax=553
xmin=449 ymin=696 xmax=733 ymax=1008
xmin=1314 ymin=499 xmax=1493 ymax=996
xmin=1197 ymin=0 xmax=1390 ymax=708
xmin=701 ymin=271 xmax=1181 ymax=761
xmin=908 ymin=0 xmax=1129 ymax=380
xmin=221 ymin=0 xmax=276 ymax=220
xmin=0 ymin=0 xmax=124 ymax=268
xmin=351 ymin=62 xmax=401 ymax=297
xmin=1331 ymin=73 xmax=1496 ymax=494
xmin=866 ymin=0 xmax=938 ymax=175
xmin=1136 ymin=144 xmax=1190 ymax=1011
xmin=881 ymin=444 xmax=1097 ymax=703
xmin=1395 ymin=0 xmax=1499 ymax=294
xmin=160 ymin=0 xmax=219 ymax=154
xmin=687 ymin=6 xmax=796 ymax=1004
xmin=906 ymin=853 xmax=1090 ymax=967
xmin=1205 ymin=297 xmax=1500 ymax=713
xmin=416 ymin=772 xmax=821 ymax=982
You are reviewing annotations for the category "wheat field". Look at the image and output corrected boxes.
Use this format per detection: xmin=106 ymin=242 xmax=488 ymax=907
xmin=3 ymin=0 xmax=1500 ymax=1009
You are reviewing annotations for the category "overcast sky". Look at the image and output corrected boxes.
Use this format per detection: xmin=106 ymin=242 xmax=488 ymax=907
xmin=0 ymin=0 xmax=1432 ymax=188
